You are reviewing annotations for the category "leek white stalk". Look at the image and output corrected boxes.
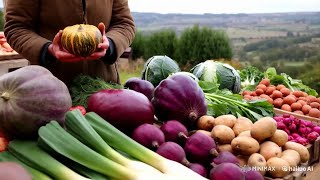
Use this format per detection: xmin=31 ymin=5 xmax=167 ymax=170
xmin=86 ymin=112 xmax=208 ymax=180
xmin=65 ymin=110 xmax=162 ymax=175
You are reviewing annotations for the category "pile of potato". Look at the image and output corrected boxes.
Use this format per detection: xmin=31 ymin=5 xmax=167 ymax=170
xmin=197 ymin=114 xmax=310 ymax=178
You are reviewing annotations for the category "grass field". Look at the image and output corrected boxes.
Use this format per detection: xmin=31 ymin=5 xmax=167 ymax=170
xmin=118 ymin=58 xmax=145 ymax=84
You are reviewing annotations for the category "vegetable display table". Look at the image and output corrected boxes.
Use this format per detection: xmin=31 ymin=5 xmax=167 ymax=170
xmin=0 ymin=55 xmax=29 ymax=76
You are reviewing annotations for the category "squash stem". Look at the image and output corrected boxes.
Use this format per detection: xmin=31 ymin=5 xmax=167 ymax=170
xmin=1 ymin=92 xmax=10 ymax=101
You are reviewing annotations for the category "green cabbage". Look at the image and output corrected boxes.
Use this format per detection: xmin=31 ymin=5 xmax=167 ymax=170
xmin=141 ymin=56 xmax=180 ymax=87
xmin=190 ymin=60 xmax=241 ymax=93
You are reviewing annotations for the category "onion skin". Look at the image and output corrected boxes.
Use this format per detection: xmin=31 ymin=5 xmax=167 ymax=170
xmin=152 ymin=74 xmax=207 ymax=129
xmin=184 ymin=132 xmax=218 ymax=164
xmin=87 ymin=89 xmax=154 ymax=134
xmin=210 ymin=163 xmax=245 ymax=180
xmin=160 ymin=120 xmax=188 ymax=144
xmin=124 ymin=77 xmax=155 ymax=100
xmin=132 ymin=124 xmax=165 ymax=150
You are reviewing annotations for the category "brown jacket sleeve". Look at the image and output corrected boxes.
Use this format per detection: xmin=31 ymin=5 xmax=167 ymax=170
xmin=4 ymin=0 xmax=51 ymax=64
xmin=106 ymin=0 xmax=135 ymax=62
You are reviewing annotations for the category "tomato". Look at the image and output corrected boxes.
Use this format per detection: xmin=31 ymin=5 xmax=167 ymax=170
xmin=69 ymin=106 xmax=86 ymax=115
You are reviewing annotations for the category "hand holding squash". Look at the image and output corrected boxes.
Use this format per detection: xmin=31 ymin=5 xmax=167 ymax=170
xmin=49 ymin=23 xmax=108 ymax=62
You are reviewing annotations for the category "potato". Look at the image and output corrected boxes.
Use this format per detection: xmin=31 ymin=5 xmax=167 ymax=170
xmin=211 ymin=125 xmax=235 ymax=144
xmin=232 ymin=117 xmax=253 ymax=136
xmin=236 ymin=155 xmax=249 ymax=167
xmin=197 ymin=115 xmax=215 ymax=131
xmin=270 ymin=130 xmax=288 ymax=147
xmin=231 ymin=136 xmax=260 ymax=156
xmin=259 ymin=141 xmax=282 ymax=161
xmin=217 ymin=144 xmax=233 ymax=153
xmin=281 ymin=150 xmax=301 ymax=167
xmin=283 ymin=142 xmax=310 ymax=163
xmin=237 ymin=130 xmax=251 ymax=137
xmin=247 ymin=153 xmax=267 ymax=175
xmin=251 ymin=117 xmax=277 ymax=142
xmin=213 ymin=114 xmax=237 ymax=128
xmin=267 ymin=157 xmax=290 ymax=178
xmin=193 ymin=130 xmax=212 ymax=137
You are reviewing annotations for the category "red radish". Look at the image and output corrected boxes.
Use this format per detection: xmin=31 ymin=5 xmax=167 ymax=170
xmin=313 ymin=126 xmax=320 ymax=134
xmin=156 ymin=142 xmax=189 ymax=165
xmin=210 ymin=163 xmax=245 ymax=180
xmin=132 ymin=124 xmax=165 ymax=150
xmin=296 ymin=137 xmax=309 ymax=145
xmin=212 ymin=151 xmax=239 ymax=165
xmin=277 ymin=121 xmax=286 ymax=130
xmin=184 ymin=132 xmax=218 ymax=163
xmin=124 ymin=77 xmax=155 ymax=100
xmin=282 ymin=118 xmax=291 ymax=126
xmin=188 ymin=163 xmax=208 ymax=177
xmin=244 ymin=170 xmax=264 ymax=180
xmin=292 ymin=133 xmax=301 ymax=139
xmin=307 ymin=132 xmax=319 ymax=143
xmin=288 ymin=123 xmax=297 ymax=132
xmin=160 ymin=120 xmax=188 ymax=144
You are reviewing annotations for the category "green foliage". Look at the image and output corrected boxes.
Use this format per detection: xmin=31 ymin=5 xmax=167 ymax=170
xmin=175 ymin=25 xmax=232 ymax=67
xmin=0 ymin=11 xmax=4 ymax=31
xmin=298 ymin=65 xmax=320 ymax=95
xmin=131 ymin=31 xmax=145 ymax=60
xmin=144 ymin=29 xmax=177 ymax=60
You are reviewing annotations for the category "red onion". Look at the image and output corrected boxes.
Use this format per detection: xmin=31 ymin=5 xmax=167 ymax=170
xmin=188 ymin=163 xmax=208 ymax=177
xmin=283 ymin=114 xmax=290 ymax=118
xmin=244 ymin=170 xmax=264 ymax=180
xmin=156 ymin=141 xmax=189 ymax=165
xmin=305 ymin=121 xmax=315 ymax=128
xmin=210 ymin=163 xmax=245 ymax=180
xmin=132 ymin=124 xmax=165 ymax=150
xmin=298 ymin=127 xmax=307 ymax=135
xmin=296 ymin=137 xmax=309 ymax=145
xmin=273 ymin=116 xmax=282 ymax=122
xmin=291 ymin=133 xmax=301 ymax=139
xmin=288 ymin=123 xmax=297 ymax=132
xmin=212 ymin=152 xmax=239 ymax=165
xmin=306 ymin=127 xmax=312 ymax=134
xmin=288 ymin=135 xmax=294 ymax=141
xmin=160 ymin=120 xmax=188 ymax=144
xmin=184 ymin=132 xmax=218 ymax=163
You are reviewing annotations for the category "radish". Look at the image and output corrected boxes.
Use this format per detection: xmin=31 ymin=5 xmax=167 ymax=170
xmin=156 ymin=142 xmax=189 ymax=166
xmin=212 ymin=152 xmax=239 ymax=165
xmin=313 ymin=126 xmax=320 ymax=134
xmin=188 ymin=163 xmax=207 ymax=177
xmin=307 ymin=132 xmax=319 ymax=143
xmin=184 ymin=132 xmax=218 ymax=163
xmin=132 ymin=124 xmax=165 ymax=150
xmin=209 ymin=163 xmax=245 ymax=180
xmin=160 ymin=120 xmax=188 ymax=144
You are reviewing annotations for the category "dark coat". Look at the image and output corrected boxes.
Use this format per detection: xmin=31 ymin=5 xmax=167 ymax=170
xmin=4 ymin=0 xmax=135 ymax=85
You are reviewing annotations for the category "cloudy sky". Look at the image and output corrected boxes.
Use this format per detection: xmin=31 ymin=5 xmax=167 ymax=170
xmin=128 ymin=0 xmax=320 ymax=14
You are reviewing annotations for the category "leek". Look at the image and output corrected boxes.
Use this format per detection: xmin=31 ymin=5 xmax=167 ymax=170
xmin=0 ymin=151 xmax=52 ymax=180
xmin=65 ymin=110 xmax=162 ymax=175
xmin=85 ymin=112 xmax=208 ymax=180
xmin=8 ymin=140 xmax=88 ymax=180
xmin=38 ymin=121 xmax=175 ymax=180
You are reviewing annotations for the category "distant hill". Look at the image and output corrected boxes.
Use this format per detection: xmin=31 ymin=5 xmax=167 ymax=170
xmin=131 ymin=11 xmax=320 ymax=38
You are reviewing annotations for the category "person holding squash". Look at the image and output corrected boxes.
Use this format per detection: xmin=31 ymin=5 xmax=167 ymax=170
xmin=3 ymin=0 xmax=135 ymax=86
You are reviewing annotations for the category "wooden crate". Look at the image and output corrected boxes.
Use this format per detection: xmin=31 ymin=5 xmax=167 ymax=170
xmin=274 ymin=108 xmax=320 ymax=125
xmin=0 ymin=55 xmax=29 ymax=76
xmin=264 ymin=164 xmax=308 ymax=180
xmin=306 ymin=137 xmax=320 ymax=166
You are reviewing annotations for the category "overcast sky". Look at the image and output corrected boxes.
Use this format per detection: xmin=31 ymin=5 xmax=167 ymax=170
xmin=128 ymin=0 xmax=320 ymax=14
xmin=0 ymin=0 xmax=319 ymax=14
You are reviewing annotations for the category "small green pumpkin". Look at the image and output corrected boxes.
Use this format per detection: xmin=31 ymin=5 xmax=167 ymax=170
xmin=61 ymin=24 xmax=102 ymax=57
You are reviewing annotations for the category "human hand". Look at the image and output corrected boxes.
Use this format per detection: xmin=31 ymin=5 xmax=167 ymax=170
xmin=84 ymin=22 xmax=109 ymax=61
xmin=49 ymin=23 xmax=109 ymax=62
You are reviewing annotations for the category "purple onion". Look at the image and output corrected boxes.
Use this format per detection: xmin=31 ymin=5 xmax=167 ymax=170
xmin=188 ymin=163 xmax=208 ymax=177
xmin=156 ymin=141 xmax=189 ymax=165
xmin=212 ymin=152 xmax=239 ymax=165
xmin=313 ymin=126 xmax=320 ymax=134
xmin=210 ymin=163 xmax=245 ymax=180
xmin=132 ymin=124 xmax=165 ymax=150
xmin=124 ymin=77 xmax=155 ymax=100
xmin=277 ymin=121 xmax=286 ymax=130
xmin=244 ymin=170 xmax=264 ymax=180
xmin=160 ymin=120 xmax=188 ymax=144
xmin=307 ymin=132 xmax=319 ymax=143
